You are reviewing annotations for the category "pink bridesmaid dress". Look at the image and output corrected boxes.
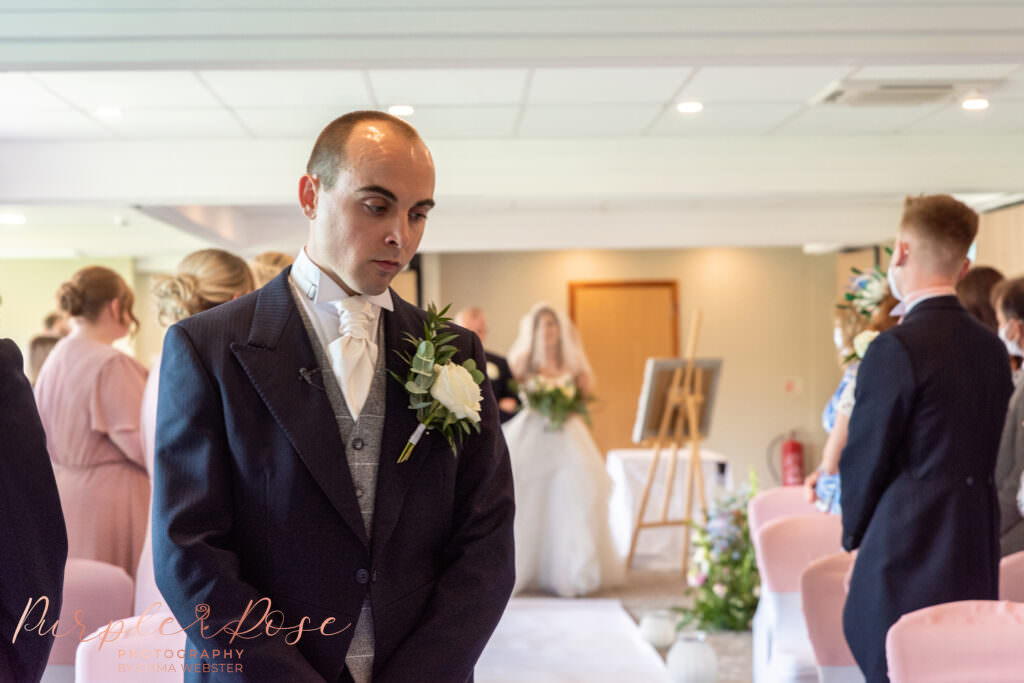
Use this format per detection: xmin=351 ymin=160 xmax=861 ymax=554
xmin=134 ymin=356 xmax=167 ymax=613
xmin=34 ymin=333 xmax=149 ymax=578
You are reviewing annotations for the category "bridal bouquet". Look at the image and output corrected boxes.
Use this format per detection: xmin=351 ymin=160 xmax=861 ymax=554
xmin=676 ymin=473 xmax=760 ymax=631
xmin=391 ymin=303 xmax=485 ymax=463
xmin=522 ymin=374 xmax=590 ymax=430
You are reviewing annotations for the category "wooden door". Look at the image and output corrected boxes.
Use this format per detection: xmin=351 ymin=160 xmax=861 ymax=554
xmin=569 ymin=281 xmax=679 ymax=455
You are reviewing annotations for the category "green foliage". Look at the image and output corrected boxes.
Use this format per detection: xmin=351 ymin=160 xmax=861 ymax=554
xmin=391 ymin=303 xmax=483 ymax=461
xmin=675 ymin=472 xmax=760 ymax=631
xmin=522 ymin=375 xmax=591 ymax=430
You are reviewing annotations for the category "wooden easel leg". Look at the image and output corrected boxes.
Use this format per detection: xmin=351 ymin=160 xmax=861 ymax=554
xmin=627 ymin=444 xmax=662 ymax=571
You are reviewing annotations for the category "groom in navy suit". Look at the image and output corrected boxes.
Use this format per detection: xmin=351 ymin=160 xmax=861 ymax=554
xmin=840 ymin=195 xmax=1012 ymax=682
xmin=153 ymin=111 xmax=515 ymax=682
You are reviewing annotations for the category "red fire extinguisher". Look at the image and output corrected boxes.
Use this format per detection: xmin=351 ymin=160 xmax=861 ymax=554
xmin=767 ymin=431 xmax=805 ymax=486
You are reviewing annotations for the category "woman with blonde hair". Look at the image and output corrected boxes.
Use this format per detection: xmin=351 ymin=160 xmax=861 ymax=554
xmin=249 ymin=250 xmax=293 ymax=288
xmin=134 ymin=248 xmax=254 ymax=613
xmin=34 ymin=266 xmax=148 ymax=576
xmin=503 ymin=303 xmax=622 ymax=597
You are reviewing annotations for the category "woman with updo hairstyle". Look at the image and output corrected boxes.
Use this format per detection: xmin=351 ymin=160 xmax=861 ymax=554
xmin=134 ymin=248 xmax=253 ymax=613
xmin=249 ymin=250 xmax=293 ymax=289
xmin=33 ymin=266 xmax=149 ymax=577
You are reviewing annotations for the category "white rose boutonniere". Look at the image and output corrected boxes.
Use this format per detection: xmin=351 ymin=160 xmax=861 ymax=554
xmin=853 ymin=330 xmax=879 ymax=359
xmin=431 ymin=364 xmax=483 ymax=422
xmin=486 ymin=361 xmax=500 ymax=381
xmin=391 ymin=303 xmax=486 ymax=463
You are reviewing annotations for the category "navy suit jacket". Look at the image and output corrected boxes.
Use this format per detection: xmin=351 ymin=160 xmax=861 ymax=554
xmin=0 ymin=339 xmax=67 ymax=683
xmin=840 ymin=296 xmax=1012 ymax=682
xmin=152 ymin=270 xmax=515 ymax=682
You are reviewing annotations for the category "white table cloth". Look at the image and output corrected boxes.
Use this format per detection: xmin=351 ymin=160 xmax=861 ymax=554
xmin=607 ymin=447 xmax=733 ymax=570
xmin=476 ymin=598 xmax=670 ymax=683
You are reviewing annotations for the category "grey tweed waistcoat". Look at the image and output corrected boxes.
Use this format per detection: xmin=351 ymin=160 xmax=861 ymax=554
xmin=295 ymin=300 xmax=386 ymax=683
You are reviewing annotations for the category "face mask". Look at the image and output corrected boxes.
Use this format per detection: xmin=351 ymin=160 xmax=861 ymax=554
xmin=1000 ymin=324 xmax=1024 ymax=358
xmin=887 ymin=262 xmax=904 ymax=302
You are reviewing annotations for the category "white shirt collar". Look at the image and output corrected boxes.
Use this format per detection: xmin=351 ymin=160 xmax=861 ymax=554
xmin=891 ymin=286 xmax=957 ymax=317
xmin=291 ymin=247 xmax=394 ymax=311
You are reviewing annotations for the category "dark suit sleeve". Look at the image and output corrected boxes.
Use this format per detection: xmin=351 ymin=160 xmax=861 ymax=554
xmin=0 ymin=339 xmax=67 ymax=682
xmin=375 ymin=334 xmax=515 ymax=683
xmin=153 ymin=325 xmax=323 ymax=680
xmin=839 ymin=332 xmax=915 ymax=551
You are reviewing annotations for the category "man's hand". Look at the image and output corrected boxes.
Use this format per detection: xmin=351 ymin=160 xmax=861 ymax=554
xmin=804 ymin=470 xmax=821 ymax=503
xmin=498 ymin=397 xmax=518 ymax=414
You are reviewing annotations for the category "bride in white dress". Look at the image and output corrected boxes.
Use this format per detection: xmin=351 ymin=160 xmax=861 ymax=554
xmin=504 ymin=303 xmax=625 ymax=597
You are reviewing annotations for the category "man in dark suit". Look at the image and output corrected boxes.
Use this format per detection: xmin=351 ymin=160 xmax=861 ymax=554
xmin=0 ymin=339 xmax=67 ymax=682
xmin=840 ymin=195 xmax=1013 ymax=682
xmin=153 ymin=111 xmax=515 ymax=682
xmin=455 ymin=307 xmax=520 ymax=423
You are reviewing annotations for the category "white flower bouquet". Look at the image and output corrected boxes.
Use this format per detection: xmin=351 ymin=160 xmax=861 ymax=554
xmin=521 ymin=373 xmax=590 ymax=430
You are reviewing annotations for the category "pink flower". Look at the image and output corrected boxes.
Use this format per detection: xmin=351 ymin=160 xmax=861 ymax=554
xmin=688 ymin=572 xmax=707 ymax=588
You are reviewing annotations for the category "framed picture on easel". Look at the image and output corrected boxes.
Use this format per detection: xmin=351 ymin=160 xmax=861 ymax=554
xmin=632 ymin=357 xmax=723 ymax=444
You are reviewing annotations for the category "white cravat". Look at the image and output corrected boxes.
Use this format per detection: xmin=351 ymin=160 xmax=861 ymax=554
xmin=328 ymin=296 xmax=377 ymax=419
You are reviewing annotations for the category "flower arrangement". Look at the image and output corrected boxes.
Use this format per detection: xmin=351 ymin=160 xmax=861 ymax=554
xmin=391 ymin=303 xmax=485 ymax=463
xmin=676 ymin=474 xmax=760 ymax=631
xmin=521 ymin=373 xmax=590 ymax=430
xmin=852 ymin=329 xmax=879 ymax=359
xmin=837 ymin=247 xmax=893 ymax=320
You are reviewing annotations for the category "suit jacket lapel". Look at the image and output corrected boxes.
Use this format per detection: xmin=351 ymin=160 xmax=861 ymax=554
xmin=230 ymin=268 xmax=370 ymax=548
xmin=372 ymin=292 xmax=430 ymax=556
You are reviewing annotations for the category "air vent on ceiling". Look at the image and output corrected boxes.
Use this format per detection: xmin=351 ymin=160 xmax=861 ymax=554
xmin=810 ymin=79 xmax=1001 ymax=107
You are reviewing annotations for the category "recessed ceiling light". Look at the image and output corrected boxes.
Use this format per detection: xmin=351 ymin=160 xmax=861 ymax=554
xmin=93 ymin=106 xmax=123 ymax=121
xmin=961 ymin=97 xmax=989 ymax=111
xmin=388 ymin=105 xmax=415 ymax=117
xmin=0 ymin=213 xmax=27 ymax=225
xmin=676 ymin=101 xmax=704 ymax=114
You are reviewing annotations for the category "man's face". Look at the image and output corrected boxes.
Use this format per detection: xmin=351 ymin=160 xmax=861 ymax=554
xmin=304 ymin=122 xmax=435 ymax=296
xmin=460 ymin=312 xmax=488 ymax=343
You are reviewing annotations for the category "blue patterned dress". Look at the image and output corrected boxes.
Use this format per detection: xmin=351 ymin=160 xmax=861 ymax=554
xmin=816 ymin=363 xmax=859 ymax=514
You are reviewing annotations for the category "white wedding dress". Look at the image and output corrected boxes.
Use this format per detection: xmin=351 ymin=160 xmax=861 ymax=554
xmin=503 ymin=408 xmax=625 ymax=598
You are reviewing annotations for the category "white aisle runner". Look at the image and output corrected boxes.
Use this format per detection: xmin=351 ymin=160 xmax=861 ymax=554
xmin=476 ymin=598 xmax=670 ymax=683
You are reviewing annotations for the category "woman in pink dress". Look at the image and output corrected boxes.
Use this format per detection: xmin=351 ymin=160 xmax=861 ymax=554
xmin=134 ymin=249 xmax=255 ymax=614
xmin=34 ymin=266 xmax=148 ymax=577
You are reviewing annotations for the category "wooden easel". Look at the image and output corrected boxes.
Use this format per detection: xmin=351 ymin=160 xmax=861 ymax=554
xmin=626 ymin=310 xmax=708 ymax=577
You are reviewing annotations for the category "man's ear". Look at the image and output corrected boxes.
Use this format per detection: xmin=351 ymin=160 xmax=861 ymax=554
xmin=298 ymin=174 xmax=319 ymax=219
xmin=958 ymin=258 xmax=972 ymax=282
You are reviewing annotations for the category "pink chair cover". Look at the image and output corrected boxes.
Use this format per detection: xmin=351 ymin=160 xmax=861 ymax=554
xmin=998 ymin=551 xmax=1024 ymax=602
xmin=758 ymin=514 xmax=843 ymax=593
xmin=886 ymin=600 xmax=1024 ymax=683
xmin=46 ymin=559 xmax=134 ymax=665
xmin=748 ymin=488 xmax=821 ymax=562
xmin=75 ymin=611 xmax=186 ymax=683
xmin=801 ymin=552 xmax=857 ymax=667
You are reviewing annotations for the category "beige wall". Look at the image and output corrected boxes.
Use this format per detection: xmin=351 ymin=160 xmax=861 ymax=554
xmin=977 ymin=203 xmax=1024 ymax=278
xmin=438 ymin=247 xmax=840 ymax=486
xmin=0 ymin=258 xmax=137 ymax=372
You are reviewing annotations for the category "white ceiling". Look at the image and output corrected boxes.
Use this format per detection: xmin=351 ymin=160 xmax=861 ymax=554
xmin=3 ymin=63 xmax=1024 ymax=141
xmin=2 ymin=1 xmax=1024 ymax=259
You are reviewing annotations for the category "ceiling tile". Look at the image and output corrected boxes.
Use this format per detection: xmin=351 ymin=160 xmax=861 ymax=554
xmin=233 ymin=107 xmax=347 ymax=138
xmin=777 ymin=103 xmax=947 ymax=134
xmin=199 ymin=70 xmax=372 ymax=108
xmin=106 ymin=109 xmax=248 ymax=139
xmin=649 ymin=102 xmax=801 ymax=135
xmin=679 ymin=66 xmax=853 ymax=103
xmin=852 ymin=64 xmax=1021 ymax=81
xmin=911 ymin=101 xmax=1024 ymax=133
xmin=32 ymin=71 xmax=221 ymax=110
xmin=518 ymin=104 xmax=659 ymax=137
xmin=399 ymin=106 xmax=519 ymax=138
xmin=0 ymin=73 xmax=71 ymax=110
xmin=368 ymin=69 xmax=528 ymax=106
xmin=0 ymin=109 xmax=111 ymax=140
xmin=528 ymin=67 xmax=692 ymax=104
